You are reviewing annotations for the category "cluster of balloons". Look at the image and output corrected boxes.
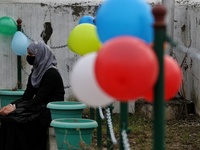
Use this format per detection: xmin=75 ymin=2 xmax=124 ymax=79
xmin=0 ymin=16 xmax=30 ymax=56
xmin=68 ymin=0 xmax=183 ymax=107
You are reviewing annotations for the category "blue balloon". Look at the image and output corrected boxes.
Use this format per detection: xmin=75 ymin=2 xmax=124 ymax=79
xmin=11 ymin=31 xmax=30 ymax=56
xmin=78 ymin=16 xmax=95 ymax=25
xmin=96 ymin=0 xmax=154 ymax=44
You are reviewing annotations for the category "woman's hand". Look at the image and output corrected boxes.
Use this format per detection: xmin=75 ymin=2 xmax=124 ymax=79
xmin=0 ymin=104 xmax=16 ymax=116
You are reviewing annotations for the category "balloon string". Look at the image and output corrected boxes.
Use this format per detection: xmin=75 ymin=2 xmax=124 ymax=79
xmin=121 ymin=130 xmax=131 ymax=150
xmin=98 ymin=106 xmax=105 ymax=119
xmin=106 ymin=108 xmax=117 ymax=144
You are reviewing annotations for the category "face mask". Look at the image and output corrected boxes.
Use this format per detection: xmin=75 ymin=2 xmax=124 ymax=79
xmin=26 ymin=55 xmax=35 ymax=65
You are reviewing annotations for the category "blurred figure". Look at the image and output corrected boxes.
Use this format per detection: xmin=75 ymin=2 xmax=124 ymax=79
xmin=40 ymin=22 xmax=53 ymax=44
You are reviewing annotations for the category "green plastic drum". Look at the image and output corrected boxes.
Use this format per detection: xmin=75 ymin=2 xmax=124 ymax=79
xmin=51 ymin=118 xmax=98 ymax=150
xmin=0 ymin=89 xmax=24 ymax=108
xmin=47 ymin=101 xmax=87 ymax=120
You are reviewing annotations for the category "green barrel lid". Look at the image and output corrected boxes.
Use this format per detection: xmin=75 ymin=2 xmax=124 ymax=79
xmin=51 ymin=118 xmax=98 ymax=129
xmin=0 ymin=89 xmax=24 ymax=95
xmin=47 ymin=101 xmax=87 ymax=110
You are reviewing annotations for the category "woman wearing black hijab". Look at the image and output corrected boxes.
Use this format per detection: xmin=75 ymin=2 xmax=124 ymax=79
xmin=0 ymin=41 xmax=65 ymax=150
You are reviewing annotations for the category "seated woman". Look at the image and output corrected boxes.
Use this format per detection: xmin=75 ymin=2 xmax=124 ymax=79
xmin=0 ymin=41 xmax=65 ymax=150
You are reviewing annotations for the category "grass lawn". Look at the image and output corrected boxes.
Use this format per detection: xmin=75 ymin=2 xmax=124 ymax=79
xmin=88 ymin=112 xmax=200 ymax=150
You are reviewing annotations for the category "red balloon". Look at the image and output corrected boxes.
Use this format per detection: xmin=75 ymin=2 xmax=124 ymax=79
xmin=144 ymin=55 xmax=183 ymax=102
xmin=95 ymin=36 xmax=159 ymax=101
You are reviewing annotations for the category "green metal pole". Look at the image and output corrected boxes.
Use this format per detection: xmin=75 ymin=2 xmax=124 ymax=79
xmin=90 ymin=108 xmax=95 ymax=120
xmin=17 ymin=18 xmax=22 ymax=89
xmin=152 ymin=5 xmax=167 ymax=150
xmin=120 ymin=102 xmax=128 ymax=150
xmin=17 ymin=56 xmax=21 ymax=89
xmin=96 ymin=108 xmax=102 ymax=149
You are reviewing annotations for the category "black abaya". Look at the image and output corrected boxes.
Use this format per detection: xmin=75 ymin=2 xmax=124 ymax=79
xmin=0 ymin=68 xmax=65 ymax=150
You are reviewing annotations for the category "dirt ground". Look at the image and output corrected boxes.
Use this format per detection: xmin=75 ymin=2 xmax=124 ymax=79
xmin=89 ymin=110 xmax=200 ymax=150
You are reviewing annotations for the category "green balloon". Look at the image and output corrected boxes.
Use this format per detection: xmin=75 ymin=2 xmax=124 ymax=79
xmin=0 ymin=16 xmax=17 ymax=35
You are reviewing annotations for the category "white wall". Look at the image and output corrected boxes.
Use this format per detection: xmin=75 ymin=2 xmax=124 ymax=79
xmin=173 ymin=0 xmax=200 ymax=115
xmin=1 ymin=0 xmax=200 ymax=114
xmin=0 ymin=0 xmax=100 ymax=96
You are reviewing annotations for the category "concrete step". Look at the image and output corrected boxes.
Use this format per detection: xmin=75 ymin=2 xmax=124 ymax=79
xmin=49 ymin=127 xmax=57 ymax=150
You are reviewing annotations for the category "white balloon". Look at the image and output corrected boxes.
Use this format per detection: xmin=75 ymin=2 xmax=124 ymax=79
xmin=70 ymin=52 xmax=115 ymax=108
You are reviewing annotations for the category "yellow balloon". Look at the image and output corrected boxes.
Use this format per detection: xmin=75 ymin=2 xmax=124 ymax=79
xmin=67 ymin=23 xmax=101 ymax=55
